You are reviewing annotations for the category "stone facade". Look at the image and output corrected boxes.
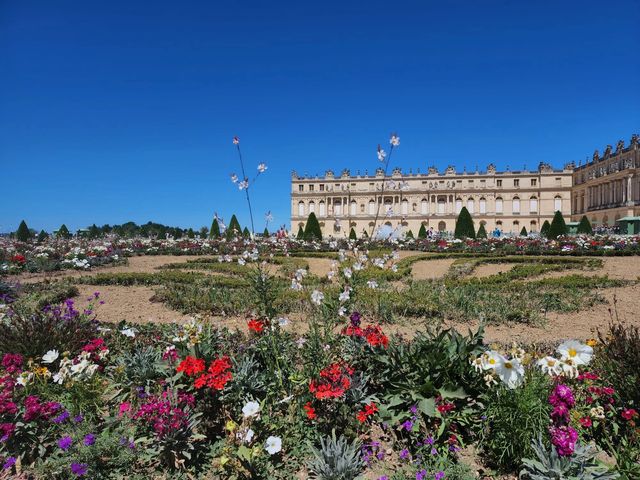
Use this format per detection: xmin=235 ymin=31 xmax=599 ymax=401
xmin=571 ymin=135 xmax=640 ymax=225
xmin=290 ymin=134 xmax=640 ymax=237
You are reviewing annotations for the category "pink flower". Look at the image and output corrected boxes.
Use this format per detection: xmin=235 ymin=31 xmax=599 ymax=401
xmin=549 ymin=384 xmax=575 ymax=409
xmin=549 ymin=425 xmax=578 ymax=456
xmin=118 ymin=402 xmax=131 ymax=417
xmin=622 ymin=408 xmax=638 ymax=421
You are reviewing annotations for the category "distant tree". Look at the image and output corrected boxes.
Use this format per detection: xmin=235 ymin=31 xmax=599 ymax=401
xmin=454 ymin=207 xmax=476 ymax=239
xmin=520 ymin=226 xmax=528 ymax=236
xmin=210 ymin=218 xmax=221 ymax=238
xmin=349 ymin=228 xmax=357 ymax=240
xmin=263 ymin=228 xmax=269 ymax=238
xmin=199 ymin=226 xmax=209 ymax=238
xmin=297 ymin=225 xmax=304 ymax=240
xmin=88 ymin=224 xmax=101 ymax=238
xmin=477 ymin=223 xmax=487 ymax=239
xmin=242 ymin=227 xmax=250 ymax=238
xmin=548 ymin=211 xmax=568 ymax=239
xmin=303 ymin=213 xmax=322 ymax=241
xmin=418 ymin=224 xmax=427 ymax=239
xmin=405 ymin=229 xmax=414 ymax=239
xmin=577 ymin=215 xmax=593 ymax=235
xmin=187 ymin=228 xmax=195 ymax=239
xmin=57 ymin=224 xmax=71 ymax=239
xmin=37 ymin=230 xmax=49 ymax=243
xmin=16 ymin=220 xmax=31 ymax=242
xmin=540 ymin=220 xmax=551 ymax=238
xmin=227 ymin=215 xmax=242 ymax=238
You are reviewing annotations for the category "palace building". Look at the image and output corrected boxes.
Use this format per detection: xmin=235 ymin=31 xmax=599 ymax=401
xmin=290 ymin=134 xmax=639 ymax=237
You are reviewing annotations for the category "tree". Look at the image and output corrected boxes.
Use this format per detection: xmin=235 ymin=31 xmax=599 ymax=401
xmin=548 ymin=211 xmax=568 ymax=239
xmin=88 ymin=224 xmax=101 ymax=238
xmin=199 ymin=226 xmax=209 ymax=238
xmin=477 ymin=223 xmax=487 ymax=239
xmin=242 ymin=227 xmax=250 ymax=238
xmin=520 ymin=226 xmax=528 ymax=236
xmin=349 ymin=228 xmax=357 ymax=240
xmin=57 ymin=224 xmax=71 ymax=239
xmin=418 ymin=224 xmax=427 ymax=239
xmin=540 ymin=220 xmax=551 ymax=238
xmin=405 ymin=229 xmax=414 ymax=239
xmin=263 ymin=228 xmax=269 ymax=238
xmin=297 ymin=225 xmax=304 ymax=240
xmin=37 ymin=230 xmax=49 ymax=242
xmin=210 ymin=218 xmax=221 ymax=238
xmin=187 ymin=228 xmax=195 ymax=239
xmin=16 ymin=220 xmax=31 ymax=242
xmin=303 ymin=212 xmax=322 ymax=241
xmin=454 ymin=207 xmax=476 ymax=239
xmin=227 ymin=215 xmax=242 ymax=239
xmin=577 ymin=215 xmax=593 ymax=235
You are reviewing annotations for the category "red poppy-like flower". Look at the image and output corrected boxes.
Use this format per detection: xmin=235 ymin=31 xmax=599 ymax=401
xmin=622 ymin=408 xmax=638 ymax=421
xmin=248 ymin=319 xmax=265 ymax=333
xmin=309 ymin=363 xmax=354 ymax=400
xmin=176 ymin=356 xmax=205 ymax=377
xmin=303 ymin=401 xmax=317 ymax=420
xmin=194 ymin=356 xmax=232 ymax=391
xmin=342 ymin=323 xmax=388 ymax=349
xmin=356 ymin=402 xmax=378 ymax=423
xmin=579 ymin=416 xmax=592 ymax=428
xmin=10 ymin=254 xmax=26 ymax=264
xmin=437 ymin=402 xmax=455 ymax=415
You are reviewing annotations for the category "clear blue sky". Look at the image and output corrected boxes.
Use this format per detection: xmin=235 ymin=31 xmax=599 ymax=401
xmin=1 ymin=0 xmax=638 ymax=233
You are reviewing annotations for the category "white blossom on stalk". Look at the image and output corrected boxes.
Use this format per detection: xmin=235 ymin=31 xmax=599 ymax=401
xmin=377 ymin=145 xmax=386 ymax=162
xmin=556 ymin=340 xmax=593 ymax=366
xmin=311 ymin=290 xmax=324 ymax=305
xmin=338 ymin=306 xmax=346 ymax=316
xmin=265 ymin=436 xmax=282 ymax=455
xmin=494 ymin=356 xmax=525 ymax=389
xmin=342 ymin=267 xmax=352 ymax=279
xmin=233 ymin=136 xmax=240 ymax=145
xmin=238 ymin=258 xmax=246 ymax=266
xmin=237 ymin=428 xmax=254 ymax=444
xmin=390 ymin=134 xmax=400 ymax=147
xmin=242 ymin=401 xmax=260 ymax=418
xmin=257 ymin=163 xmax=267 ymax=173
xmin=230 ymin=173 xmax=238 ymax=183
xmin=238 ymin=180 xmax=249 ymax=190
xmin=366 ymin=280 xmax=378 ymax=289
xmin=120 ymin=327 xmax=136 ymax=338
xmin=339 ymin=288 xmax=351 ymax=302
xmin=42 ymin=350 xmax=59 ymax=364
xmin=537 ymin=356 xmax=562 ymax=376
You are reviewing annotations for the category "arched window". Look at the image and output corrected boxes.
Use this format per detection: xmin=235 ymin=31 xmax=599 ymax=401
xmin=466 ymin=198 xmax=474 ymax=214
xmin=350 ymin=201 xmax=357 ymax=216
xmin=512 ymin=196 xmax=520 ymax=214
xmin=319 ymin=201 xmax=326 ymax=216
xmin=401 ymin=199 xmax=409 ymax=215
xmin=298 ymin=201 xmax=305 ymax=217
xmin=334 ymin=202 xmax=342 ymax=216
xmin=368 ymin=200 xmax=376 ymax=215
xmin=384 ymin=199 xmax=393 ymax=215
xmin=495 ymin=197 xmax=503 ymax=214
xmin=529 ymin=196 xmax=538 ymax=213
xmin=421 ymin=198 xmax=428 ymax=215
xmin=554 ymin=196 xmax=562 ymax=212
xmin=479 ymin=197 xmax=486 ymax=214
xmin=530 ymin=220 xmax=537 ymax=232
xmin=309 ymin=201 xmax=315 ymax=214
xmin=455 ymin=198 xmax=463 ymax=213
xmin=437 ymin=198 xmax=446 ymax=214
xmin=438 ymin=221 xmax=446 ymax=231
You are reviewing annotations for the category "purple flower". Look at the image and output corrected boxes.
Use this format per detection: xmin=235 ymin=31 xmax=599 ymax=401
xmin=435 ymin=472 xmax=445 ymax=480
xmin=58 ymin=435 xmax=73 ymax=451
xmin=83 ymin=433 xmax=96 ymax=446
xmin=399 ymin=448 xmax=410 ymax=460
xmin=549 ymin=384 xmax=575 ymax=409
xmin=2 ymin=456 xmax=16 ymax=470
xmin=549 ymin=425 xmax=579 ymax=456
xmin=349 ymin=311 xmax=361 ymax=327
xmin=73 ymin=414 xmax=84 ymax=423
xmin=401 ymin=419 xmax=413 ymax=431
xmin=416 ymin=469 xmax=428 ymax=480
xmin=551 ymin=404 xmax=570 ymax=425
xmin=52 ymin=410 xmax=70 ymax=424
xmin=70 ymin=462 xmax=88 ymax=476
xmin=410 ymin=404 xmax=418 ymax=415
xmin=431 ymin=447 xmax=438 ymax=455
xmin=378 ymin=477 xmax=389 ymax=480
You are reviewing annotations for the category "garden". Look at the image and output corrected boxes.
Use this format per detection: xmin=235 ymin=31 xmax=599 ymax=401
xmin=1 ymin=230 xmax=639 ymax=479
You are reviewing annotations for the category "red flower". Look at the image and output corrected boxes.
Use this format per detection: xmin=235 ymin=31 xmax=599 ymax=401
xmin=248 ymin=319 xmax=265 ymax=333
xmin=356 ymin=402 xmax=378 ymax=423
xmin=303 ymin=402 xmax=316 ymax=420
xmin=176 ymin=356 xmax=205 ymax=377
xmin=579 ymin=416 xmax=592 ymax=428
xmin=342 ymin=323 xmax=388 ymax=349
xmin=309 ymin=363 xmax=354 ymax=400
xmin=622 ymin=408 xmax=638 ymax=421
xmin=437 ymin=402 xmax=455 ymax=415
xmin=10 ymin=254 xmax=26 ymax=264
xmin=194 ymin=356 xmax=232 ymax=391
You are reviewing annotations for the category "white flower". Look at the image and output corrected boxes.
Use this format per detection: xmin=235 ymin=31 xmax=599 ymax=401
xmin=494 ymin=356 xmax=525 ymax=389
xmin=480 ymin=350 xmax=503 ymax=370
xmin=121 ymin=328 xmax=136 ymax=338
xmin=390 ymin=134 xmax=400 ymax=147
xmin=237 ymin=428 xmax=254 ymax=444
xmin=42 ymin=349 xmax=59 ymax=364
xmin=377 ymin=147 xmax=386 ymax=162
xmin=238 ymin=180 xmax=249 ymax=190
xmin=558 ymin=359 xmax=579 ymax=378
xmin=242 ymin=401 xmax=260 ymax=418
xmin=342 ymin=267 xmax=352 ymax=279
xmin=339 ymin=288 xmax=351 ymax=302
xmin=290 ymin=279 xmax=303 ymax=291
xmin=338 ymin=306 xmax=346 ymax=316
xmin=278 ymin=317 xmax=289 ymax=327
xmin=238 ymin=258 xmax=246 ymax=266
xmin=230 ymin=173 xmax=238 ymax=183
xmin=590 ymin=406 xmax=605 ymax=419
xmin=257 ymin=163 xmax=267 ymax=173
xmin=537 ymin=356 xmax=562 ymax=376
xmin=557 ymin=340 xmax=593 ymax=366
xmin=16 ymin=372 xmax=33 ymax=387
xmin=311 ymin=290 xmax=324 ymax=305
xmin=233 ymin=136 xmax=240 ymax=145
xmin=366 ymin=280 xmax=378 ymax=289
xmin=265 ymin=435 xmax=282 ymax=455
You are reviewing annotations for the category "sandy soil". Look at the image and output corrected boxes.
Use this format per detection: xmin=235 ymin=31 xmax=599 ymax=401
xmin=535 ymin=256 xmax=640 ymax=281
xmin=410 ymin=259 xmax=455 ymax=280
xmin=305 ymin=258 xmax=335 ymax=278
xmin=471 ymin=263 xmax=517 ymax=278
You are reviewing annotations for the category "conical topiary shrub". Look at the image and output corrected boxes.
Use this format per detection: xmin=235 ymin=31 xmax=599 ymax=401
xmin=454 ymin=207 xmax=476 ymax=239
xmin=577 ymin=215 xmax=593 ymax=235
xmin=263 ymin=228 xmax=269 ymax=238
xmin=540 ymin=220 xmax=551 ymax=238
xmin=187 ymin=228 xmax=195 ymax=239
xmin=297 ymin=225 xmax=304 ymax=240
xmin=57 ymin=224 xmax=71 ymax=239
xmin=349 ymin=228 xmax=357 ymax=240
xmin=477 ymin=223 xmax=487 ymax=239
xmin=227 ymin=215 xmax=242 ymax=239
xmin=210 ymin=217 xmax=221 ymax=238
xmin=520 ymin=226 xmax=528 ymax=236
xmin=37 ymin=230 xmax=49 ymax=243
xmin=303 ymin=213 xmax=322 ymax=241
xmin=418 ymin=224 xmax=427 ymax=239
xmin=405 ymin=229 xmax=414 ymax=239
xmin=16 ymin=220 xmax=31 ymax=242
xmin=548 ymin=211 xmax=568 ymax=239
xmin=242 ymin=227 xmax=250 ymax=238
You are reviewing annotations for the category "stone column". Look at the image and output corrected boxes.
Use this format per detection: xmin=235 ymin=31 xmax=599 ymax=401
xmin=628 ymin=176 xmax=634 ymax=206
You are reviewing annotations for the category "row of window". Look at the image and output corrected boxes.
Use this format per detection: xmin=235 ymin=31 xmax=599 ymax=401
xmin=296 ymin=197 xmax=563 ymax=216
xmin=295 ymin=178 xmax=556 ymax=192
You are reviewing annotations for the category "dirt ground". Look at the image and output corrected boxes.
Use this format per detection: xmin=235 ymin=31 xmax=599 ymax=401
xmin=470 ymin=263 xmax=518 ymax=278
xmin=8 ymin=253 xmax=640 ymax=343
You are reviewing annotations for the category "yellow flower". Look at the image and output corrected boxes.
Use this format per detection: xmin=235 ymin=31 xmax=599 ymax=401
xmin=586 ymin=338 xmax=597 ymax=347
xmin=225 ymin=420 xmax=237 ymax=432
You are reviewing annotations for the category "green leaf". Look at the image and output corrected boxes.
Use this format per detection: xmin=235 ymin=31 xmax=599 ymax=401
xmin=438 ymin=387 xmax=467 ymax=399
xmin=418 ymin=397 xmax=436 ymax=417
